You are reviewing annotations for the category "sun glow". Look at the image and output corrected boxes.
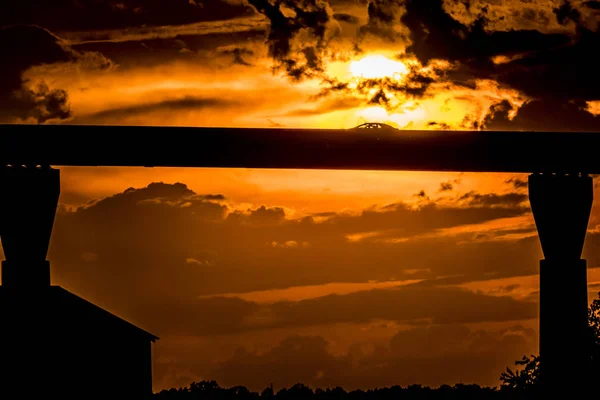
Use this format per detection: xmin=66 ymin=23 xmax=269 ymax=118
xmin=350 ymin=55 xmax=408 ymax=79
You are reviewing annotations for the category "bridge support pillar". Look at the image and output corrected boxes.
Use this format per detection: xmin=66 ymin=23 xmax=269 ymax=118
xmin=0 ymin=166 xmax=60 ymax=287
xmin=528 ymin=173 xmax=592 ymax=394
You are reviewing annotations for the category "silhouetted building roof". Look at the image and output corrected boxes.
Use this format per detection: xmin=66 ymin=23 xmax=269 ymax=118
xmin=0 ymin=285 xmax=158 ymax=342
xmin=0 ymin=285 xmax=157 ymax=399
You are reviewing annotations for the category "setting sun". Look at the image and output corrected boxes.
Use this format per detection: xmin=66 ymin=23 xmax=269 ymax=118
xmin=350 ymin=55 xmax=408 ymax=79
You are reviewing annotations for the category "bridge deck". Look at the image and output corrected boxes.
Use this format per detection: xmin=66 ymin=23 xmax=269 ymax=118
xmin=1 ymin=124 xmax=599 ymax=173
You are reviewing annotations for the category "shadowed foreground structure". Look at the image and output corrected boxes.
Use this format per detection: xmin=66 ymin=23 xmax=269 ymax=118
xmin=0 ymin=166 xmax=157 ymax=399
xmin=1 ymin=124 xmax=600 ymax=172
xmin=0 ymin=287 xmax=157 ymax=399
xmin=0 ymin=124 xmax=598 ymax=396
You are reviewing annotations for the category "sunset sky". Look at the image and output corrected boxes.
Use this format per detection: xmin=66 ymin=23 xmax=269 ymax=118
xmin=2 ymin=0 xmax=600 ymax=392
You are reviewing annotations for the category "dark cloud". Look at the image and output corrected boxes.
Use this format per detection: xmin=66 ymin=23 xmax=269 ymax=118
xmin=71 ymin=96 xmax=239 ymax=124
xmin=583 ymin=1 xmax=600 ymax=10
xmin=0 ymin=0 xmax=255 ymax=32
xmin=439 ymin=182 xmax=454 ymax=192
xmin=413 ymin=190 xmax=428 ymax=199
xmin=398 ymin=0 xmax=600 ymax=127
xmin=313 ymin=194 xmax=530 ymax=243
xmin=202 ymin=194 xmax=228 ymax=201
xmin=554 ymin=0 xmax=582 ymax=26
xmin=46 ymin=182 xmax=540 ymax=312
xmin=71 ymin=28 xmax=266 ymax=68
xmin=0 ymin=25 xmax=71 ymax=93
xmin=132 ymin=279 xmax=537 ymax=337
xmin=0 ymin=25 xmax=72 ymax=122
xmin=359 ymin=0 xmax=405 ymax=41
xmin=427 ymin=121 xmax=453 ymax=130
xmin=457 ymin=192 xmax=528 ymax=208
xmin=9 ymin=83 xmax=72 ymax=123
xmin=208 ymin=323 xmax=536 ymax=390
xmin=0 ymin=25 xmax=112 ymax=123
xmin=74 ymin=182 xmax=228 ymax=223
xmin=479 ymin=100 xmax=514 ymax=130
xmin=482 ymin=99 xmax=600 ymax=132
xmin=506 ymin=177 xmax=528 ymax=190
xmin=333 ymin=13 xmax=360 ymax=24
xmin=268 ymin=119 xmax=286 ymax=127
xmin=470 ymin=227 xmax=537 ymax=243
xmin=211 ymin=335 xmax=351 ymax=390
xmin=217 ymin=46 xmax=255 ymax=66
xmin=134 ymin=295 xmax=261 ymax=337
xmin=245 ymin=0 xmax=339 ymax=81
xmin=246 ymin=205 xmax=287 ymax=224
xmin=495 ymin=29 xmax=600 ymax=102
xmin=78 ymin=182 xmax=195 ymax=211
xmin=358 ymin=67 xmax=439 ymax=109
xmin=400 ymin=0 xmax=571 ymax=67
xmin=267 ymin=284 xmax=537 ymax=330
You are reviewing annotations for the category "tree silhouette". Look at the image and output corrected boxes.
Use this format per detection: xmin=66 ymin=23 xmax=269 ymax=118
xmin=499 ymin=355 xmax=540 ymax=389
xmin=261 ymin=386 xmax=274 ymax=399
xmin=586 ymin=290 xmax=600 ymax=378
xmin=156 ymin=382 xmax=504 ymax=399
xmin=499 ymin=291 xmax=600 ymax=391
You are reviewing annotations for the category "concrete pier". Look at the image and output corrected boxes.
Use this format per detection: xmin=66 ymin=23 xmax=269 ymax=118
xmin=529 ymin=173 xmax=593 ymax=393
xmin=0 ymin=165 xmax=59 ymax=287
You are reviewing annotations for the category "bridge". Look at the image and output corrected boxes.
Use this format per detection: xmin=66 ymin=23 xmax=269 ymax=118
xmin=0 ymin=123 xmax=598 ymax=394
xmin=1 ymin=124 xmax=600 ymax=172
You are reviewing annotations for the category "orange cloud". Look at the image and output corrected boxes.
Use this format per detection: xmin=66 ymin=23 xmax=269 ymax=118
xmin=587 ymin=100 xmax=600 ymax=116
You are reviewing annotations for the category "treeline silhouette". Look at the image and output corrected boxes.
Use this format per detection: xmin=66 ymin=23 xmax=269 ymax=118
xmin=154 ymin=381 xmax=513 ymax=400
xmin=155 ymin=292 xmax=600 ymax=400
